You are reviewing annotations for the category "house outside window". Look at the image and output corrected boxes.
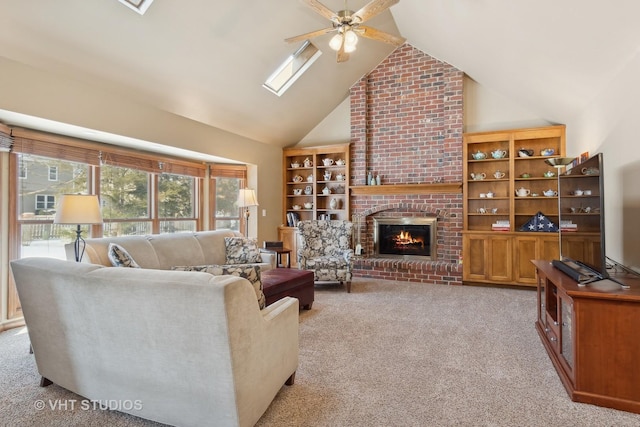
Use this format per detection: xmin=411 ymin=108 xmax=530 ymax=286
xmin=35 ymin=194 xmax=56 ymax=212
xmin=48 ymin=166 xmax=58 ymax=181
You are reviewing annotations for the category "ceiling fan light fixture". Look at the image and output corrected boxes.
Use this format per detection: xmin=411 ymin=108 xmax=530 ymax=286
xmin=329 ymin=33 xmax=343 ymax=51
xmin=344 ymin=29 xmax=358 ymax=47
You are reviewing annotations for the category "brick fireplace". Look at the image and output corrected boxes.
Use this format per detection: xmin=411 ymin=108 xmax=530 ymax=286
xmin=349 ymin=44 xmax=464 ymax=285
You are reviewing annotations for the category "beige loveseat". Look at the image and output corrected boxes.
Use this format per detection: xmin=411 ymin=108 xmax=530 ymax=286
xmin=10 ymin=257 xmax=299 ymax=427
xmin=68 ymin=229 xmax=275 ymax=270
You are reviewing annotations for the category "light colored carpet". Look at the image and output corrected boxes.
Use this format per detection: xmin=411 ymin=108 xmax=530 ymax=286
xmin=2 ymin=278 xmax=639 ymax=426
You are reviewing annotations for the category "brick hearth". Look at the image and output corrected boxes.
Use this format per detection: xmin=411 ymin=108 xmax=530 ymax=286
xmin=349 ymin=44 xmax=464 ymax=284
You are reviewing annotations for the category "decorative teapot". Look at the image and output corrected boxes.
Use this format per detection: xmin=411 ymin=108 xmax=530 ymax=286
xmin=291 ymin=161 xmax=300 ymax=168
xmin=471 ymin=151 xmax=487 ymax=160
xmin=470 ymin=172 xmax=486 ymax=180
xmin=485 ymin=191 xmax=494 ymax=198
xmin=304 ymin=185 xmax=313 ymax=195
xmin=322 ymin=186 xmax=331 ymax=195
xmin=543 ymin=189 xmax=558 ymax=197
xmin=292 ymin=188 xmax=302 ymax=195
xmin=292 ymin=175 xmax=303 ymax=183
xmin=336 ymin=159 xmax=345 ymax=166
xmin=515 ymin=187 xmax=531 ymax=197
xmin=540 ymin=148 xmax=555 ymax=156
xmin=493 ymin=171 xmax=505 ymax=179
xmin=491 ymin=149 xmax=507 ymax=159
xmin=543 ymin=170 xmax=555 ymax=178
xmin=581 ymin=167 xmax=599 ymax=175
xmin=518 ymin=148 xmax=534 ymax=157
xmin=329 ymin=198 xmax=338 ymax=209
xmin=307 ymin=174 xmax=314 ymax=182
xmin=303 ymin=157 xmax=313 ymax=167
xmin=303 ymin=202 xmax=313 ymax=209
xmin=322 ymin=158 xmax=334 ymax=166
xmin=324 ymin=171 xmax=332 ymax=181
xmin=336 ymin=173 xmax=345 ymax=181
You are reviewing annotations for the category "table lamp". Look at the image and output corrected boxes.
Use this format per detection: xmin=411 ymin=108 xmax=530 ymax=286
xmin=54 ymin=194 xmax=103 ymax=262
xmin=237 ymin=188 xmax=258 ymax=237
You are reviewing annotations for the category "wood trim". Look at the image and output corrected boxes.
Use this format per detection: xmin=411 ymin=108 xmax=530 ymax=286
xmin=349 ymin=183 xmax=462 ymax=195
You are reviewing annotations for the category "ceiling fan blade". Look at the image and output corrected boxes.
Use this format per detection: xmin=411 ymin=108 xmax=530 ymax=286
xmin=337 ymin=49 xmax=350 ymax=63
xmin=358 ymin=25 xmax=406 ymax=46
xmin=304 ymin=0 xmax=339 ymax=23
xmin=285 ymin=27 xmax=336 ymax=43
xmin=352 ymin=0 xmax=399 ymax=24
xmin=337 ymin=34 xmax=349 ymax=63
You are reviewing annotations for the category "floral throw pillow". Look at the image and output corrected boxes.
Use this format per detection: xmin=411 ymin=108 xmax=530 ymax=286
xmin=224 ymin=237 xmax=262 ymax=264
xmin=171 ymin=264 xmax=265 ymax=309
xmin=107 ymin=243 xmax=140 ymax=268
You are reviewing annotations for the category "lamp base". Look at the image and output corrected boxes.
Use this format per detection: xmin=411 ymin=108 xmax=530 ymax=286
xmin=73 ymin=224 xmax=86 ymax=262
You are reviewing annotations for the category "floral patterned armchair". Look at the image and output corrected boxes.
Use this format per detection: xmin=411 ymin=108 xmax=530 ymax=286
xmin=296 ymin=220 xmax=354 ymax=292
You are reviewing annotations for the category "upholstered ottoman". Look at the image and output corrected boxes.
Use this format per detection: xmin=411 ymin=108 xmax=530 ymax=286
xmin=262 ymin=268 xmax=314 ymax=310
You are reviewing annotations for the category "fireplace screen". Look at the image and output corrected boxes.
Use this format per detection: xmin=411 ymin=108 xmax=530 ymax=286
xmin=373 ymin=217 xmax=437 ymax=260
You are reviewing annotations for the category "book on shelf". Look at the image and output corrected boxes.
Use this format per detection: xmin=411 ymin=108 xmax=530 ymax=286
xmin=286 ymin=212 xmax=300 ymax=227
xmin=491 ymin=220 xmax=511 ymax=231
xmin=560 ymin=220 xmax=578 ymax=231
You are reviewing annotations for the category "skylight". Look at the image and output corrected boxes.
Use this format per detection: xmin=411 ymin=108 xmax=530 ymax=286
xmin=263 ymin=41 xmax=321 ymax=97
xmin=118 ymin=0 xmax=154 ymax=15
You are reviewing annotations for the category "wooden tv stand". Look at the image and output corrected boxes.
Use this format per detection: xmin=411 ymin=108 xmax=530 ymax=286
xmin=533 ymin=260 xmax=640 ymax=414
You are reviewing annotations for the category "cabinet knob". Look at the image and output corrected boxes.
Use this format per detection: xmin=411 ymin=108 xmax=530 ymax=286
xmin=553 ymin=321 xmax=559 ymax=326
xmin=550 ymin=337 xmax=557 ymax=342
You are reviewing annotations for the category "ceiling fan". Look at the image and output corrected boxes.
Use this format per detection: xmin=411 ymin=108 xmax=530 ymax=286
xmin=285 ymin=0 xmax=406 ymax=63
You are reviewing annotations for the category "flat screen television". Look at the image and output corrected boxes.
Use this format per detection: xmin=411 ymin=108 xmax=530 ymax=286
xmin=554 ymin=153 xmax=608 ymax=284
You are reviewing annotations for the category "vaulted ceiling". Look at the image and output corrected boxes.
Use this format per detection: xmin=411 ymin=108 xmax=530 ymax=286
xmin=1 ymin=1 xmax=640 ymax=150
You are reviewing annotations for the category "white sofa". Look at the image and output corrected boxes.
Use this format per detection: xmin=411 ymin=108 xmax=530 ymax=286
xmin=68 ymin=229 xmax=275 ymax=270
xmin=10 ymin=257 xmax=299 ymax=427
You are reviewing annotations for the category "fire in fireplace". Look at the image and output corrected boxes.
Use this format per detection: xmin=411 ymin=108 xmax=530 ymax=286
xmin=373 ymin=217 xmax=437 ymax=260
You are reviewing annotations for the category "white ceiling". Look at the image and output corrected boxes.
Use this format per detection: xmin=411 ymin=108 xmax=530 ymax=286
xmin=1 ymin=0 xmax=640 ymax=151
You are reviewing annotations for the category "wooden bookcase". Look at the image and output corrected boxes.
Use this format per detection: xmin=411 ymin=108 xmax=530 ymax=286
xmin=462 ymin=125 xmax=566 ymax=287
xmin=280 ymin=143 xmax=350 ymax=265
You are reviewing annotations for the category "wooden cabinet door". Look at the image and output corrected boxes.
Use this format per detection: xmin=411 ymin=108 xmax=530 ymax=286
xmin=464 ymin=233 xmax=512 ymax=282
xmin=488 ymin=234 xmax=512 ymax=282
xmin=463 ymin=234 xmax=489 ymax=281
xmin=514 ymin=235 xmax=559 ymax=285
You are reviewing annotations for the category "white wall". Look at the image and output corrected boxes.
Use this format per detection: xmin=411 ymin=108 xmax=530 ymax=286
xmin=297 ymin=97 xmax=351 ymax=147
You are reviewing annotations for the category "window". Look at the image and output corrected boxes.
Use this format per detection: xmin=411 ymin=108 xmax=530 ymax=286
xmin=263 ymin=41 xmax=322 ymax=96
xmin=48 ymin=166 xmax=58 ymax=181
xmin=158 ymin=173 xmax=197 ymax=233
xmin=210 ymin=164 xmax=247 ymax=233
xmin=214 ymin=177 xmax=241 ymax=231
xmin=100 ymin=164 xmax=151 ymax=237
xmin=16 ymin=153 xmax=90 ymax=259
xmin=35 ymin=195 xmax=55 ymax=211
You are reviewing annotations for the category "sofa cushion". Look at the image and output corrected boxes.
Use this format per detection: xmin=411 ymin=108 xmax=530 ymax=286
xmin=171 ymin=264 xmax=265 ymax=309
xmin=224 ymin=237 xmax=262 ymax=264
xmin=108 ymin=243 xmax=141 ymax=268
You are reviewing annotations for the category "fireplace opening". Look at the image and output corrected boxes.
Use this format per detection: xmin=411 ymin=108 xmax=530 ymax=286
xmin=373 ymin=217 xmax=437 ymax=260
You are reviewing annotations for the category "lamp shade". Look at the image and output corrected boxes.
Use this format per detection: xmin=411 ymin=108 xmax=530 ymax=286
xmin=545 ymin=157 xmax=576 ymax=168
xmin=54 ymin=194 xmax=103 ymax=224
xmin=237 ymin=188 xmax=258 ymax=208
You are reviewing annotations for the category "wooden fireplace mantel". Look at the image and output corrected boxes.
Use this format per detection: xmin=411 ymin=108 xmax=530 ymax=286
xmin=349 ymin=183 xmax=462 ymax=196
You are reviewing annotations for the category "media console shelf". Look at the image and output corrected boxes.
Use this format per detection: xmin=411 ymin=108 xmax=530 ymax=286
xmin=533 ymin=260 xmax=640 ymax=414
